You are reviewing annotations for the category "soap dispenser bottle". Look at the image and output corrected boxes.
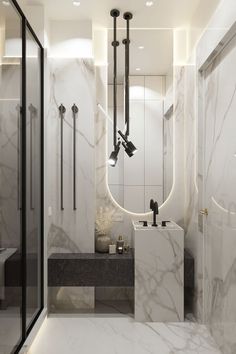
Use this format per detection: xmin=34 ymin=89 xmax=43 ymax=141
xmin=116 ymin=235 xmax=124 ymax=254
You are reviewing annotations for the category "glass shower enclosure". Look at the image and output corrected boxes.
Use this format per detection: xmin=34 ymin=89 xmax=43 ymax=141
xmin=0 ymin=1 xmax=44 ymax=353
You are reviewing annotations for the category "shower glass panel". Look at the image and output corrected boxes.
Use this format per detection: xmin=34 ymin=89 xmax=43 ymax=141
xmin=0 ymin=2 xmax=23 ymax=353
xmin=25 ymin=28 xmax=42 ymax=328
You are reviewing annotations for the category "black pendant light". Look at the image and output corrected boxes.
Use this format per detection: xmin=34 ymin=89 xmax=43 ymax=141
xmin=108 ymin=9 xmax=120 ymax=167
xmin=108 ymin=9 xmax=137 ymax=167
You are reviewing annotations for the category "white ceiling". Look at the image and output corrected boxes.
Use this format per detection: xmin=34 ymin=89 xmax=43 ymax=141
xmin=108 ymin=29 xmax=173 ymax=83
xmin=18 ymin=0 xmax=220 ymax=80
xmin=21 ymin=0 xmax=219 ymax=29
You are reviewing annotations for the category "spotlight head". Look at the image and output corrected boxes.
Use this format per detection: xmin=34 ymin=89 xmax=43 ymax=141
xmin=122 ymin=140 xmax=137 ymax=157
xmin=126 ymin=141 xmax=137 ymax=155
xmin=108 ymin=142 xmax=120 ymax=167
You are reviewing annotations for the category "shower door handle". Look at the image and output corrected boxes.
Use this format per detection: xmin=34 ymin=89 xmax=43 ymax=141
xmin=59 ymin=104 xmax=66 ymax=210
xmin=71 ymin=104 xmax=78 ymax=211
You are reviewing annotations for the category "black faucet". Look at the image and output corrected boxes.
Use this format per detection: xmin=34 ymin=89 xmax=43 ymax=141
xmin=150 ymin=199 xmax=159 ymax=227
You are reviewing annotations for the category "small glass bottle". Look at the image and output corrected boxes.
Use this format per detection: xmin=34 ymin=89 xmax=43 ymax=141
xmin=116 ymin=235 xmax=124 ymax=254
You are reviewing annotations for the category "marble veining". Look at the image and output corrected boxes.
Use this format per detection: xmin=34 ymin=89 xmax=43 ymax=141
xmin=134 ymin=224 xmax=184 ymax=322
xmin=28 ymin=316 xmax=220 ymax=354
xmin=47 ymin=58 xmax=96 ymax=309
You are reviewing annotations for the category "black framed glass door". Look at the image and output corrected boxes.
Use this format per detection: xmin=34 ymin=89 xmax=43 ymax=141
xmin=0 ymin=1 xmax=44 ymax=353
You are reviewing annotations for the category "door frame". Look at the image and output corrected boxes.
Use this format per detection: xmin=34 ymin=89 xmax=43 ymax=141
xmin=9 ymin=1 xmax=44 ymax=353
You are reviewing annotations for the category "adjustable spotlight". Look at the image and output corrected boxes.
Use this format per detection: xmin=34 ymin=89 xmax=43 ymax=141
xmin=118 ymin=130 xmax=137 ymax=157
xmin=122 ymin=141 xmax=137 ymax=157
xmin=108 ymin=141 xmax=121 ymax=167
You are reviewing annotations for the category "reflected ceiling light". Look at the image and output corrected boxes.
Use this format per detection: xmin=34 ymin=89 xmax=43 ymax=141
xmin=118 ymin=130 xmax=137 ymax=157
xmin=73 ymin=1 xmax=81 ymax=6
xmin=2 ymin=0 xmax=10 ymax=5
xmin=108 ymin=141 xmax=121 ymax=167
xmin=138 ymin=46 xmax=144 ymax=50
xmin=146 ymin=1 xmax=154 ymax=6
xmin=136 ymin=67 xmax=141 ymax=71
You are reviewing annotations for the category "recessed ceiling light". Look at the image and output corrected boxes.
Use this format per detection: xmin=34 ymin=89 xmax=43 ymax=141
xmin=2 ymin=0 xmax=10 ymax=6
xmin=73 ymin=1 xmax=81 ymax=6
xmin=146 ymin=1 xmax=154 ymax=7
xmin=136 ymin=68 xmax=141 ymax=71
xmin=138 ymin=46 xmax=144 ymax=50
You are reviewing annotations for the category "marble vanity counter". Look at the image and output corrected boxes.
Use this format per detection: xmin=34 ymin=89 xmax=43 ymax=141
xmin=133 ymin=221 xmax=184 ymax=322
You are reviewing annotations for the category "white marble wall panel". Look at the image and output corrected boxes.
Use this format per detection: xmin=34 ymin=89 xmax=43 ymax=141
xmin=201 ymin=36 xmax=236 ymax=352
xmin=0 ymin=65 xmax=21 ymax=249
xmin=183 ymin=61 xmax=204 ymax=322
xmin=134 ymin=223 xmax=184 ymax=322
xmin=47 ymin=58 xmax=95 ymax=254
xmin=47 ymin=58 xmax=95 ymax=310
xmin=195 ymin=2 xmax=236 ymax=349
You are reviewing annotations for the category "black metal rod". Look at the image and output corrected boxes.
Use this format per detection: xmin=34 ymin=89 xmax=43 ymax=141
xmin=72 ymin=104 xmax=78 ymax=211
xmin=28 ymin=104 xmax=37 ymax=210
xmin=21 ymin=16 xmax=27 ymax=344
xmin=16 ymin=104 xmax=22 ymax=210
xmin=59 ymin=104 xmax=66 ymax=210
xmin=110 ymin=9 xmax=120 ymax=149
xmin=123 ymin=12 xmax=133 ymax=137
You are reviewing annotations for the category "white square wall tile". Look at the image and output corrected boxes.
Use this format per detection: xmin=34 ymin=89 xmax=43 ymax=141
xmin=129 ymin=76 xmax=145 ymax=100
xmin=145 ymin=100 xmax=163 ymax=186
xmin=145 ymin=76 xmax=164 ymax=99
xmin=124 ymin=101 xmax=145 ymax=186
xmin=124 ymin=186 xmax=145 ymax=213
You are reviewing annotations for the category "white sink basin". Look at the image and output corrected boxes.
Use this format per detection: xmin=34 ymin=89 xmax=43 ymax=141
xmin=133 ymin=220 xmax=184 ymax=322
xmin=132 ymin=220 xmax=182 ymax=231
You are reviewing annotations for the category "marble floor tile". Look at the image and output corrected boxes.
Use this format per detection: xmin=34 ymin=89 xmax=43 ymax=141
xmin=28 ymin=315 xmax=221 ymax=354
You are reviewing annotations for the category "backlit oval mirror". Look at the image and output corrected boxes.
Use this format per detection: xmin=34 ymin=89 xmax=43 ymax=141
xmin=107 ymin=28 xmax=174 ymax=213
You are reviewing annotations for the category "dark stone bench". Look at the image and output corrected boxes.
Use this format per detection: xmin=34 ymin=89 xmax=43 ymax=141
xmin=48 ymin=251 xmax=134 ymax=287
xmin=48 ymin=249 xmax=194 ymax=290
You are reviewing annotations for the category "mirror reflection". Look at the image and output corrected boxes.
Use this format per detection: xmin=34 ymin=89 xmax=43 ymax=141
xmin=108 ymin=28 xmax=174 ymax=213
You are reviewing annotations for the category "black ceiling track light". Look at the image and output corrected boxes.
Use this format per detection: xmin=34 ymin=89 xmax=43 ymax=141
xmin=108 ymin=9 xmax=137 ymax=167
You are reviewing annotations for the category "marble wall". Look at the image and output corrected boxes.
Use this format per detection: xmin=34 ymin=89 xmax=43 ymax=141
xmin=0 ymin=64 xmax=21 ymax=249
xmin=183 ymin=60 xmax=204 ymax=321
xmin=182 ymin=0 xmax=236 ymax=352
xmin=200 ymin=34 xmax=236 ymax=353
xmin=47 ymin=58 xmax=95 ymax=310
